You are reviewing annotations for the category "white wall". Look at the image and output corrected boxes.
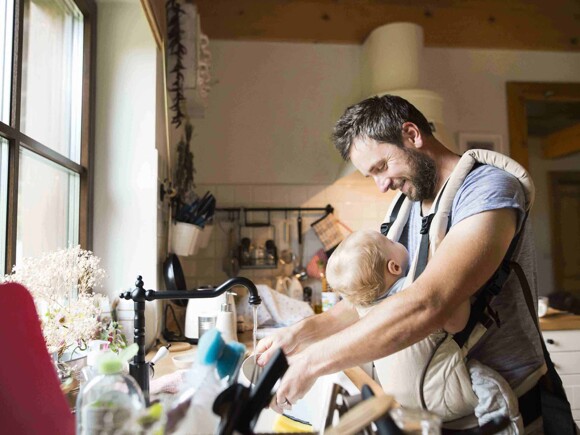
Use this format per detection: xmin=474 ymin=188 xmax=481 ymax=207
xmin=193 ymin=40 xmax=361 ymax=185
xmin=94 ymin=0 xmax=160 ymax=342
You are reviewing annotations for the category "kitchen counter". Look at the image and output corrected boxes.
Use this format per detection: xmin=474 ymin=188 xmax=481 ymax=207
xmin=147 ymin=330 xmax=382 ymax=393
xmin=539 ymin=308 xmax=580 ymax=331
xmin=148 ymin=331 xmax=254 ymax=379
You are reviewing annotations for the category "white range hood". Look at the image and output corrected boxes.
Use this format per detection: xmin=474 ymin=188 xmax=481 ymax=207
xmin=337 ymin=22 xmax=454 ymax=179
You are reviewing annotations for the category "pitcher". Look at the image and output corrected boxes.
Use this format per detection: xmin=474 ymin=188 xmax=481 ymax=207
xmin=275 ymin=276 xmax=292 ymax=296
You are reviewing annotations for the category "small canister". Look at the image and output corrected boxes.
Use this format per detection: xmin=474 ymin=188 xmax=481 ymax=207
xmin=198 ymin=314 xmax=217 ymax=339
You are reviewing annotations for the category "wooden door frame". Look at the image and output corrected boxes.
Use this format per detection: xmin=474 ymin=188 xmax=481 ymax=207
xmin=548 ymin=171 xmax=580 ymax=293
xmin=506 ymin=82 xmax=580 ymax=169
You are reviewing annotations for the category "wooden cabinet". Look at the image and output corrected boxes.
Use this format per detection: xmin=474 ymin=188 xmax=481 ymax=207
xmin=541 ymin=312 xmax=580 ymax=426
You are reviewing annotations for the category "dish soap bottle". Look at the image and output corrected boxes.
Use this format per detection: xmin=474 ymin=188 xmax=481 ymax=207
xmin=76 ymin=344 xmax=145 ymax=434
xmin=216 ymin=292 xmax=238 ymax=342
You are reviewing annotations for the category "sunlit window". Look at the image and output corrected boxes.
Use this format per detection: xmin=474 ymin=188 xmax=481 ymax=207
xmin=21 ymin=0 xmax=83 ymax=161
xmin=0 ymin=138 xmax=8 ymax=273
xmin=16 ymin=148 xmax=79 ymax=262
xmin=0 ymin=0 xmax=14 ymax=124
xmin=0 ymin=0 xmax=94 ymax=273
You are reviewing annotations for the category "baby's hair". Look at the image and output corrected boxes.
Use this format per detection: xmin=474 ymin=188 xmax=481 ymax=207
xmin=326 ymin=230 xmax=388 ymax=307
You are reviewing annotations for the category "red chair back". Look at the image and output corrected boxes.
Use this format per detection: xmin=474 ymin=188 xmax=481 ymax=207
xmin=0 ymin=282 xmax=74 ymax=434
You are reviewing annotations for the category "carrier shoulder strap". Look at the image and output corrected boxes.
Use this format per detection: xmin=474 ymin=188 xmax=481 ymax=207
xmin=380 ymin=193 xmax=406 ymax=237
xmin=415 ymin=180 xmax=449 ymax=279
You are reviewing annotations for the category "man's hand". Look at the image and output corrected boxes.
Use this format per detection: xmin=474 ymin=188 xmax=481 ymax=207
xmin=256 ymin=300 xmax=359 ymax=367
xmin=270 ymin=351 xmax=317 ymax=414
xmin=255 ymin=325 xmax=300 ymax=367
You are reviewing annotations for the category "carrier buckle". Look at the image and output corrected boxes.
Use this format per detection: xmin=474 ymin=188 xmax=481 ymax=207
xmin=420 ymin=214 xmax=434 ymax=235
xmin=486 ymin=304 xmax=501 ymax=328
xmin=381 ymin=219 xmax=394 ymax=236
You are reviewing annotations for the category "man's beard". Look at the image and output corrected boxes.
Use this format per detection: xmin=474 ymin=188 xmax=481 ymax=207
xmin=401 ymin=148 xmax=437 ymax=202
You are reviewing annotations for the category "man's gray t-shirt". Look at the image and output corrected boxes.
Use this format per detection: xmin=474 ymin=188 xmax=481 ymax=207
xmin=398 ymin=164 xmax=544 ymax=388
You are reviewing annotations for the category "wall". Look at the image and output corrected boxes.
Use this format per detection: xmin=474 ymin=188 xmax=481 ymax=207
xmin=182 ymin=40 xmax=580 ymax=294
xmin=192 ymin=40 xmax=361 ymax=185
xmin=422 ymin=48 xmax=580 ymax=153
xmin=94 ymin=0 xmax=161 ymax=344
xmin=528 ymin=137 xmax=580 ymax=296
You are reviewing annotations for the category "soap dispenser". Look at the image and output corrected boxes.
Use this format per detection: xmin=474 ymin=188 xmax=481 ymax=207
xmin=216 ymin=292 xmax=238 ymax=342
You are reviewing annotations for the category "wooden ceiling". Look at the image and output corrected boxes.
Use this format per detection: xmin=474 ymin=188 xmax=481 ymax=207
xmin=192 ymin=0 xmax=580 ymax=51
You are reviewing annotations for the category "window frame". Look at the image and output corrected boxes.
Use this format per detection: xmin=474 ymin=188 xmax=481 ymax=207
xmin=0 ymin=0 xmax=95 ymax=273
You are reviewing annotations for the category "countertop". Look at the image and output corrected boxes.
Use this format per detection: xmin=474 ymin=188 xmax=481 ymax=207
xmin=148 ymin=331 xmax=255 ymax=379
xmin=147 ymin=331 xmax=383 ymax=395
xmin=539 ymin=308 xmax=580 ymax=331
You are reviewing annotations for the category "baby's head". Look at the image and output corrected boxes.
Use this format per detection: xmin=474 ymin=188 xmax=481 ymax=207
xmin=326 ymin=230 xmax=409 ymax=307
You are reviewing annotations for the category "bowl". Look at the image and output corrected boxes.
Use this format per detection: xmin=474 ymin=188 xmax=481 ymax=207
xmin=172 ymin=352 xmax=196 ymax=369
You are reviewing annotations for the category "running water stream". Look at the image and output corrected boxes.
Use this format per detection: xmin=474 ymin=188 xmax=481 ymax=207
xmin=252 ymin=304 xmax=259 ymax=364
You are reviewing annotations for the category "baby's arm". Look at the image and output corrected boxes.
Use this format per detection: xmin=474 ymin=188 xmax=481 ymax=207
xmin=443 ymin=300 xmax=471 ymax=334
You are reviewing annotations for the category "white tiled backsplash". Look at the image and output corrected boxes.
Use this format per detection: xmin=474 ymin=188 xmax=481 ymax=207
xmin=180 ymin=176 xmax=395 ymax=298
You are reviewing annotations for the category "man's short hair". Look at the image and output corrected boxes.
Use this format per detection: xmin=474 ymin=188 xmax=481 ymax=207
xmin=332 ymin=95 xmax=433 ymax=161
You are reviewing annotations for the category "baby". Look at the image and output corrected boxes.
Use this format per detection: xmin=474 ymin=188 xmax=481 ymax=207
xmin=326 ymin=229 xmax=470 ymax=332
xmin=325 ymin=230 xmax=525 ymax=430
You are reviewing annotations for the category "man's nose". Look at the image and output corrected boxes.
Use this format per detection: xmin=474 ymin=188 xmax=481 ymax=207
xmin=373 ymin=175 xmax=390 ymax=193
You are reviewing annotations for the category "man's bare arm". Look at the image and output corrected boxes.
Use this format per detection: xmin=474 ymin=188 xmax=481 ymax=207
xmin=256 ymin=299 xmax=359 ymax=364
xmin=275 ymin=208 xmax=518 ymax=405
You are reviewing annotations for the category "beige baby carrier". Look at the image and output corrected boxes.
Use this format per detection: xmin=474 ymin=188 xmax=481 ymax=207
xmin=370 ymin=149 xmax=536 ymax=425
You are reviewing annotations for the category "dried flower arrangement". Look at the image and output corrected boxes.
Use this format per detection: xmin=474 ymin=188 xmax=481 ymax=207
xmin=166 ymin=0 xmax=186 ymax=128
xmin=174 ymin=120 xmax=196 ymax=208
xmin=1 ymin=246 xmax=119 ymax=357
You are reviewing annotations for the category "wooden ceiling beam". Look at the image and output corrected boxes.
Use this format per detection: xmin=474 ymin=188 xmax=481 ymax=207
xmin=193 ymin=0 xmax=580 ymax=51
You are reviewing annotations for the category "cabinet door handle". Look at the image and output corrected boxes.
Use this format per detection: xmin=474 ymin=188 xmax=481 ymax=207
xmin=546 ymin=339 xmax=555 ymax=345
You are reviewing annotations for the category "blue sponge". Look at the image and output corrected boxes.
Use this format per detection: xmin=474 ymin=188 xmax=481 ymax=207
xmin=217 ymin=342 xmax=246 ymax=379
xmin=196 ymin=328 xmax=225 ymax=365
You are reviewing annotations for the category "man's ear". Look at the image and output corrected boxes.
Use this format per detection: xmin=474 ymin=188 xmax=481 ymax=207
xmin=387 ymin=260 xmax=403 ymax=276
xmin=402 ymin=122 xmax=422 ymax=149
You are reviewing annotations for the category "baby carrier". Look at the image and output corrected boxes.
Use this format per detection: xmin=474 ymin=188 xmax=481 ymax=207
xmin=367 ymin=149 xmax=576 ymax=433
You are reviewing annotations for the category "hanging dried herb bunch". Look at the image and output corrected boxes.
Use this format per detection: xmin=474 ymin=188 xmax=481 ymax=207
xmin=174 ymin=121 xmax=196 ymax=204
xmin=166 ymin=0 xmax=186 ymax=128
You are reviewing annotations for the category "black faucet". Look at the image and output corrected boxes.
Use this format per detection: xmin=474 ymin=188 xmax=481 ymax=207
xmin=119 ymin=275 xmax=262 ymax=403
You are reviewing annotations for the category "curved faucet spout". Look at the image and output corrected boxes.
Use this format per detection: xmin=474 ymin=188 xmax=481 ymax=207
xmin=120 ymin=276 xmax=261 ymax=305
xmin=118 ymin=275 xmax=261 ymax=404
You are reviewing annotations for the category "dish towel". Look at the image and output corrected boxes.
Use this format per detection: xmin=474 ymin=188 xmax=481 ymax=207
xmin=237 ymin=284 xmax=314 ymax=329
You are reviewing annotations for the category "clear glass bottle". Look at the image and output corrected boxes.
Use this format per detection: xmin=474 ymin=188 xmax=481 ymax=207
xmin=166 ymin=329 xmax=246 ymax=434
xmin=76 ymin=351 xmax=145 ymax=434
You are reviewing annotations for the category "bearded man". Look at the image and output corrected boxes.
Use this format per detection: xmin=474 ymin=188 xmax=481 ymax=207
xmin=256 ymin=95 xmax=576 ymax=434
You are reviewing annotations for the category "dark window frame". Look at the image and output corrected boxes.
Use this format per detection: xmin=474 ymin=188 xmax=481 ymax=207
xmin=0 ymin=0 xmax=96 ymax=272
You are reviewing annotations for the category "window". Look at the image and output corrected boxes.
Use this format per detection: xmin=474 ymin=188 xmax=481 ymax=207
xmin=0 ymin=0 xmax=95 ymax=274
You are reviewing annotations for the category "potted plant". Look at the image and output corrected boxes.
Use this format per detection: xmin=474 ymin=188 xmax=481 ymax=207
xmin=169 ymin=120 xmax=205 ymax=256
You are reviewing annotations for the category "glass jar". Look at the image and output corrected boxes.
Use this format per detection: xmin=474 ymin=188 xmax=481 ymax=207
xmin=253 ymin=245 xmax=266 ymax=265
